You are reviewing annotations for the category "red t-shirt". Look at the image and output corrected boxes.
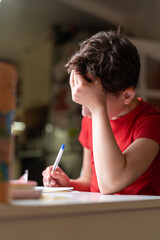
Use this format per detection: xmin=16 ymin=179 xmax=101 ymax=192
xmin=79 ymin=99 xmax=160 ymax=195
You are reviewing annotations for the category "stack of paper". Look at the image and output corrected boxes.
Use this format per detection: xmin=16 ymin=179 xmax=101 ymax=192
xmin=10 ymin=170 xmax=42 ymax=199
xmin=11 ymin=180 xmax=42 ymax=199
xmin=35 ymin=186 xmax=74 ymax=193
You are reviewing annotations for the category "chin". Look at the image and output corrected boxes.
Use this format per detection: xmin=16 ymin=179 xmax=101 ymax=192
xmin=82 ymin=111 xmax=92 ymax=118
xmin=82 ymin=106 xmax=92 ymax=118
xmin=82 ymin=113 xmax=92 ymax=118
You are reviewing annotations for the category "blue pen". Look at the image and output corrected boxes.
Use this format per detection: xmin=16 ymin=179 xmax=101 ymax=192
xmin=48 ymin=144 xmax=65 ymax=184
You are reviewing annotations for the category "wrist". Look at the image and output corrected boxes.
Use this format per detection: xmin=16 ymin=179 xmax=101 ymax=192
xmin=68 ymin=179 xmax=75 ymax=188
xmin=69 ymin=178 xmax=90 ymax=191
xmin=91 ymin=103 xmax=107 ymax=116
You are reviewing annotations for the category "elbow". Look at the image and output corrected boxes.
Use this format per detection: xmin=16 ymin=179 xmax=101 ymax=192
xmin=98 ymin=179 xmax=122 ymax=195
xmin=99 ymin=187 xmax=116 ymax=195
xmin=97 ymin=167 xmax=126 ymax=195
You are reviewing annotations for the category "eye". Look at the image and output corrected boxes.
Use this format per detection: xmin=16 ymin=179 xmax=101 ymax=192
xmin=85 ymin=76 xmax=92 ymax=83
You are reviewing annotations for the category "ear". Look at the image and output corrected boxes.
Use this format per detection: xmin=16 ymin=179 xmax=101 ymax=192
xmin=122 ymin=88 xmax=136 ymax=104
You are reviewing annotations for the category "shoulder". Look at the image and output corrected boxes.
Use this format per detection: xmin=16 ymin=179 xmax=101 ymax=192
xmin=136 ymin=98 xmax=159 ymax=114
xmin=136 ymin=99 xmax=160 ymax=124
xmin=132 ymin=99 xmax=160 ymax=126
xmin=134 ymin=99 xmax=160 ymax=144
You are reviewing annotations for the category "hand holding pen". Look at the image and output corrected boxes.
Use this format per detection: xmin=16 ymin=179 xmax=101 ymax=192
xmin=47 ymin=144 xmax=65 ymax=185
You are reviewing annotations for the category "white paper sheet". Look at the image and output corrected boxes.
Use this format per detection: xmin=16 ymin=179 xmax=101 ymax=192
xmin=35 ymin=186 xmax=74 ymax=193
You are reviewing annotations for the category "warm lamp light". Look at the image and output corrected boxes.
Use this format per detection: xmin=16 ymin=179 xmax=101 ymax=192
xmin=11 ymin=121 xmax=26 ymax=134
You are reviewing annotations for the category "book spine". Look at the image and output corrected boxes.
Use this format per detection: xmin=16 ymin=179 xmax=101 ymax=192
xmin=0 ymin=62 xmax=17 ymax=203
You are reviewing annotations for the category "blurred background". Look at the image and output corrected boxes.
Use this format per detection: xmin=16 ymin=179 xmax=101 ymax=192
xmin=0 ymin=0 xmax=160 ymax=185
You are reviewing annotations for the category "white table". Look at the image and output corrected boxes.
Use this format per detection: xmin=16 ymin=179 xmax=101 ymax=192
xmin=1 ymin=191 xmax=160 ymax=240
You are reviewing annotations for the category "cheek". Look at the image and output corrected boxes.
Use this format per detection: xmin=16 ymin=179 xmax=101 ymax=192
xmin=106 ymin=106 xmax=114 ymax=118
xmin=106 ymin=100 xmax=121 ymax=118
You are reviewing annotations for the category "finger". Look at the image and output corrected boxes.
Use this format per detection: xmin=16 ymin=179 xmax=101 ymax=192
xmin=42 ymin=166 xmax=52 ymax=177
xmin=44 ymin=175 xmax=57 ymax=186
xmin=74 ymin=71 xmax=85 ymax=86
xmin=51 ymin=170 xmax=66 ymax=181
xmin=43 ymin=178 xmax=48 ymax=187
xmin=42 ymin=168 xmax=48 ymax=177
xmin=47 ymin=178 xmax=57 ymax=187
xmin=74 ymin=70 xmax=79 ymax=85
xmin=53 ymin=183 xmax=60 ymax=187
xmin=51 ymin=170 xmax=61 ymax=179
xmin=69 ymin=70 xmax=75 ymax=88
xmin=43 ymin=179 xmax=46 ymax=187
xmin=49 ymin=183 xmax=60 ymax=188
xmin=42 ymin=171 xmax=53 ymax=186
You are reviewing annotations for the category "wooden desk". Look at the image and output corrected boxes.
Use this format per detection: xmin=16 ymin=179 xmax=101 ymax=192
xmin=1 ymin=191 xmax=160 ymax=240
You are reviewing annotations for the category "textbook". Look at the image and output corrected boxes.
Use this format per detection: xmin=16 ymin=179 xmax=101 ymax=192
xmin=11 ymin=180 xmax=42 ymax=199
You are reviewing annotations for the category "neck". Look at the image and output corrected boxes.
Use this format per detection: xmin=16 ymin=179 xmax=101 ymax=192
xmin=111 ymin=97 xmax=139 ymax=120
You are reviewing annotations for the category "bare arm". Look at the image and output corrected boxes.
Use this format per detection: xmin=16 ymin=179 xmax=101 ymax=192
xmin=92 ymin=106 xmax=159 ymax=194
xmin=70 ymin=147 xmax=92 ymax=191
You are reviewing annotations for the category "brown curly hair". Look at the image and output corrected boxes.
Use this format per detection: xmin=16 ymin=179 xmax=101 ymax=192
xmin=65 ymin=29 xmax=140 ymax=94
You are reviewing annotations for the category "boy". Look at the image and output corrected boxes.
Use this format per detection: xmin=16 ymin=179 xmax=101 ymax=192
xmin=42 ymin=29 xmax=160 ymax=195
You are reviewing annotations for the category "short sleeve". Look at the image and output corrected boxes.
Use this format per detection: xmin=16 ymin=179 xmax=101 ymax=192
xmin=79 ymin=117 xmax=90 ymax=149
xmin=134 ymin=113 xmax=160 ymax=145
